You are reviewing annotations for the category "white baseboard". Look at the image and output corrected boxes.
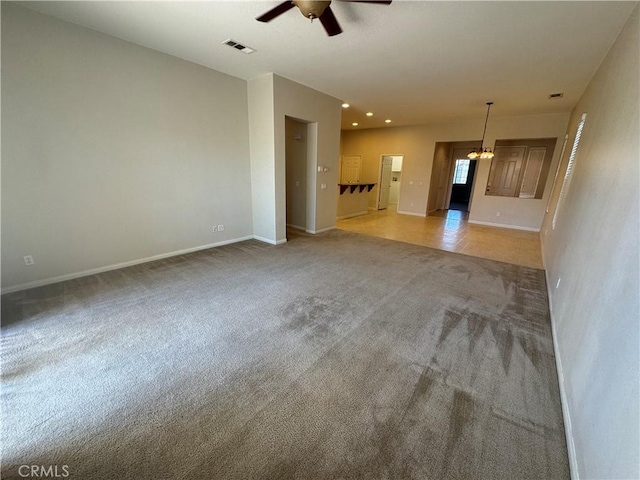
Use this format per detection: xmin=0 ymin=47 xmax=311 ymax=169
xmin=337 ymin=211 xmax=368 ymax=220
xmin=253 ymin=235 xmax=287 ymax=245
xmin=397 ymin=210 xmax=426 ymax=218
xmin=545 ymin=268 xmax=580 ymax=480
xmin=306 ymin=226 xmax=336 ymax=235
xmin=1 ymin=235 xmax=255 ymax=295
xmin=468 ymin=219 xmax=540 ymax=232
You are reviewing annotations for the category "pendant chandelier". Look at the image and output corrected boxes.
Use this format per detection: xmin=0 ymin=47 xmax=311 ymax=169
xmin=468 ymin=102 xmax=495 ymax=159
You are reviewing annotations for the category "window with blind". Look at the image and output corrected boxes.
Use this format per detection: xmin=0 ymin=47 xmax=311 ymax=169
xmin=552 ymin=114 xmax=587 ymax=230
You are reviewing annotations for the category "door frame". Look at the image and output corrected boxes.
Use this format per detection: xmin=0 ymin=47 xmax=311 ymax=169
xmin=284 ymin=116 xmax=318 ymax=237
xmin=377 ymin=154 xmax=403 ymax=210
xmin=444 ymin=142 xmax=482 ymax=212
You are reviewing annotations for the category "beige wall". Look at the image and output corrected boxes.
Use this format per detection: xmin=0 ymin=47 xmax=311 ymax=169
xmin=2 ymin=6 xmax=343 ymax=289
xmin=1 ymin=4 xmax=253 ymax=291
xmin=248 ymin=74 xmax=277 ymax=243
xmin=341 ymin=113 xmax=570 ymax=229
xmin=541 ymin=5 xmax=639 ymax=479
xmin=249 ymin=74 xmax=342 ymax=242
xmin=274 ymin=75 xmax=342 ymax=238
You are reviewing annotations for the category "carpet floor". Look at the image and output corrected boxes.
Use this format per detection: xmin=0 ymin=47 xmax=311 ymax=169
xmin=1 ymin=229 xmax=569 ymax=479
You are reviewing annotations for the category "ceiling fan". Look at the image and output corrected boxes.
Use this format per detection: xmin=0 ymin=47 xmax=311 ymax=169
xmin=256 ymin=0 xmax=392 ymax=37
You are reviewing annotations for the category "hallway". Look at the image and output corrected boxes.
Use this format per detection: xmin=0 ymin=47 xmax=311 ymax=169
xmin=336 ymin=209 xmax=543 ymax=269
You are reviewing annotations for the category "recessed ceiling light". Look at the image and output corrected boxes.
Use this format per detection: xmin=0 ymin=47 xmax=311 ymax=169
xmin=385 ymin=119 xmax=392 ymax=123
xmin=352 ymin=122 xmax=358 ymax=126
xmin=366 ymin=112 xmax=373 ymax=117
xmin=342 ymin=103 xmax=350 ymax=108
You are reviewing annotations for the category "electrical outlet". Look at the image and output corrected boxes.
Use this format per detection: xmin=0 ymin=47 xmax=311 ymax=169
xmin=496 ymin=211 xmax=501 ymax=217
xmin=217 ymin=224 xmax=225 ymax=232
xmin=23 ymin=255 xmax=35 ymax=266
xmin=213 ymin=226 xmax=218 ymax=232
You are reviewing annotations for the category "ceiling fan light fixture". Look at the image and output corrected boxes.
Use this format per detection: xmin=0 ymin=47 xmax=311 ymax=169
xmin=293 ymin=0 xmax=331 ymax=20
xmin=256 ymin=0 xmax=390 ymax=37
xmin=468 ymin=102 xmax=494 ymax=160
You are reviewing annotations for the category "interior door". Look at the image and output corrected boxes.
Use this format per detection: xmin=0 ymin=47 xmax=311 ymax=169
xmin=487 ymin=146 xmax=526 ymax=196
xmin=378 ymin=156 xmax=393 ymax=209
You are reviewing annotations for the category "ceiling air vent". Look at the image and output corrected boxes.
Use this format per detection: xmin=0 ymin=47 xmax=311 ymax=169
xmin=222 ymin=39 xmax=256 ymax=54
xmin=548 ymin=92 xmax=564 ymax=99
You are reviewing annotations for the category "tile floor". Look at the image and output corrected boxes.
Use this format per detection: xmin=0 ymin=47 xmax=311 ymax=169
xmin=336 ymin=207 xmax=544 ymax=269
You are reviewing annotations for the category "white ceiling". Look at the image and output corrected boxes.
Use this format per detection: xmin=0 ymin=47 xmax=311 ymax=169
xmin=20 ymin=1 xmax=636 ymax=129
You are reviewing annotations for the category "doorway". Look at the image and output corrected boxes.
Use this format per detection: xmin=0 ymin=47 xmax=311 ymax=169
xmin=377 ymin=155 xmax=403 ymax=210
xmin=285 ymin=116 xmax=318 ymax=235
xmin=449 ymin=152 xmax=477 ymax=212
xmin=428 ymin=142 xmax=479 ymax=215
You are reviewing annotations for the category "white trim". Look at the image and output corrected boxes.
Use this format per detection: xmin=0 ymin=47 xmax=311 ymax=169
xmin=545 ymin=268 xmax=580 ymax=480
xmin=305 ymin=226 xmax=336 ymax=234
xmin=337 ymin=211 xmax=368 ymax=220
xmin=253 ymin=235 xmax=284 ymax=245
xmin=468 ymin=219 xmax=539 ymax=232
xmin=1 ymin=235 xmax=255 ymax=295
xmin=397 ymin=210 xmax=426 ymax=218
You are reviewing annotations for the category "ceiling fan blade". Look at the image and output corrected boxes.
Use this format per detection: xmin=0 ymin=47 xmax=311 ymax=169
xmin=256 ymin=1 xmax=295 ymax=22
xmin=319 ymin=6 xmax=343 ymax=36
xmin=339 ymin=0 xmax=392 ymax=4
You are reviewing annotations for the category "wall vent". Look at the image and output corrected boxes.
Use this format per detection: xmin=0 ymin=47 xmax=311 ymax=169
xmin=222 ymin=39 xmax=256 ymax=54
xmin=548 ymin=92 xmax=564 ymax=99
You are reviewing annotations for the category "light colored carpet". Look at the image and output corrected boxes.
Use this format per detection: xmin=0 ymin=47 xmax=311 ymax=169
xmin=1 ymin=229 xmax=569 ymax=479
